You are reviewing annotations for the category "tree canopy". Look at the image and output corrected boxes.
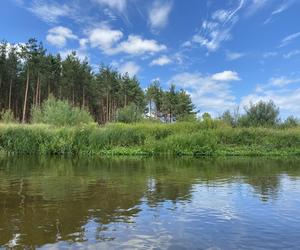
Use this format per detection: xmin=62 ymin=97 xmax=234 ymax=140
xmin=0 ymin=39 xmax=195 ymax=124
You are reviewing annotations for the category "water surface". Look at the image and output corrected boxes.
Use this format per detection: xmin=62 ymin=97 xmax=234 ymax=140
xmin=1 ymin=156 xmax=300 ymax=249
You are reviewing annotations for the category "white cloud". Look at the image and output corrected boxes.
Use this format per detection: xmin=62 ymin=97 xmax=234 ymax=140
xmin=283 ymin=50 xmax=300 ymax=59
xmin=151 ymin=55 xmax=172 ymax=66
xmin=279 ymin=32 xmax=300 ymax=48
xmin=88 ymin=25 xmax=123 ymax=51
xmin=111 ymin=35 xmax=167 ymax=55
xmin=46 ymin=26 xmax=77 ymax=48
xmin=149 ymin=0 xmax=173 ymax=30
xmin=79 ymin=38 xmax=89 ymax=49
xmin=5 ymin=43 xmax=24 ymax=57
xmin=119 ymin=61 xmax=140 ymax=77
xmin=93 ymin=0 xmax=127 ymax=12
xmin=192 ymin=28 xmax=232 ymax=52
xmin=169 ymin=71 xmax=240 ymax=115
xmin=270 ymin=76 xmax=300 ymax=87
xmin=87 ymin=24 xmax=166 ymax=56
xmin=182 ymin=41 xmax=192 ymax=48
xmin=188 ymin=0 xmax=245 ymax=52
xmin=226 ymin=51 xmax=245 ymax=61
xmin=59 ymin=49 xmax=89 ymax=61
xmin=28 ymin=0 xmax=71 ymax=23
xmin=211 ymin=71 xmax=240 ymax=81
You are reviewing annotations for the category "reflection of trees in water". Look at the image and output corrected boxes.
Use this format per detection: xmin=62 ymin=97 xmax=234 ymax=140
xmin=0 ymin=176 xmax=145 ymax=247
xmin=246 ymin=176 xmax=280 ymax=201
xmin=0 ymin=156 xmax=300 ymax=247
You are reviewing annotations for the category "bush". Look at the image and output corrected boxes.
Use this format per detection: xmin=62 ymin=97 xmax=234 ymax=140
xmin=31 ymin=96 xmax=94 ymax=126
xmin=239 ymin=100 xmax=280 ymax=127
xmin=220 ymin=110 xmax=235 ymax=127
xmin=281 ymin=116 xmax=299 ymax=129
xmin=116 ymin=103 xmax=142 ymax=123
xmin=0 ymin=109 xmax=15 ymax=123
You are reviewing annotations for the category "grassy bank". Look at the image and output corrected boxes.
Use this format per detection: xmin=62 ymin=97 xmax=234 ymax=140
xmin=1 ymin=122 xmax=300 ymax=156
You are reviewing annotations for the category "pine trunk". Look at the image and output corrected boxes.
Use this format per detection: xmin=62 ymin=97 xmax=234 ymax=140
xmin=82 ymin=87 xmax=85 ymax=108
xmin=35 ymin=73 xmax=39 ymax=107
xmin=8 ymin=79 xmax=12 ymax=110
xmin=22 ymin=69 xmax=30 ymax=123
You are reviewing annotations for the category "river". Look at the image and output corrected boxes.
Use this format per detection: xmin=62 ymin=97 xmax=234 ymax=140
xmin=0 ymin=156 xmax=300 ymax=249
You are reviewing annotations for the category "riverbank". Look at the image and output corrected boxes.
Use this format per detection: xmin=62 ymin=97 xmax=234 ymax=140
xmin=1 ymin=122 xmax=300 ymax=156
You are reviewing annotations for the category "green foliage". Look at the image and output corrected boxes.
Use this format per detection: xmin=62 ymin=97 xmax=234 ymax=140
xmin=1 ymin=121 xmax=300 ymax=157
xmin=220 ymin=110 xmax=235 ymax=127
xmin=31 ymin=96 xmax=94 ymax=126
xmin=152 ymin=132 xmax=217 ymax=156
xmin=202 ymin=112 xmax=212 ymax=120
xmin=239 ymin=100 xmax=280 ymax=127
xmin=146 ymin=80 xmax=163 ymax=112
xmin=281 ymin=116 xmax=299 ymax=129
xmin=116 ymin=103 xmax=143 ymax=123
xmin=0 ymin=109 xmax=15 ymax=123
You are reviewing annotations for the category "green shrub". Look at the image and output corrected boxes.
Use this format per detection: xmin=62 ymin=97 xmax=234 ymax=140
xmin=116 ymin=103 xmax=143 ymax=123
xmin=0 ymin=109 xmax=15 ymax=123
xmin=281 ymin=116 xmax=299 ymax=129
xmin=238 ymin=100 xmax=280 ymax=127
xmin=31 ymin=96 xmax=94 ymax=126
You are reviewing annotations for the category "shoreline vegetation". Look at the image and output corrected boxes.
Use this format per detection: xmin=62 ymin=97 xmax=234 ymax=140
xmin=1 ymin=122 xmax=300 ymax=157
xmin=1 ymin=39 xmax=300 ymax=157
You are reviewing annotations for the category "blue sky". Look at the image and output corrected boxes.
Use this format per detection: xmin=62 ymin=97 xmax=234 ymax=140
xmin=1 ymin=0 xmax=300 ymax=117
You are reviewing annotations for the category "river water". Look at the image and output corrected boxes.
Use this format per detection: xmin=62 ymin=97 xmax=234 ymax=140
xmin=0 ymin=156 xmax=300 ymax=249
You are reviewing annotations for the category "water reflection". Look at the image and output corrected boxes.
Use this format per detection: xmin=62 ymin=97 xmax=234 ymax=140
xmin=0 ymin=156 xmax=300 ymax=249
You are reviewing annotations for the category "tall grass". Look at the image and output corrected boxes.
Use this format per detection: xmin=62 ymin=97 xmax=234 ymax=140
xmin=1 ymin=122 xmax=300 ymax=156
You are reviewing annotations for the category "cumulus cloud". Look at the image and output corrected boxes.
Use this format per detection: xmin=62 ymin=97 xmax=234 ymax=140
xmin=169 ymin=71 xmax=241 ymax=115
xmin=46 ymin=26 xmax=77 ymax=48
xmin=149 ymin=0 xmax=173 ymax=30
xmin=119 ymin=61 xmax=140 ymax=77
xmin=28 ymin=0 xmax=71 ymax=23
xmin=211 ymin=71 xmax=240 ymax=81
xmin=150 ymin=55 xmax=172 ymax=66
xmin=88 ymin=25 xmax=123 ymax=51
xmin=87 ymin=24 xmax=166 ymax=56
xmin=110 ymin=35 xmax=167 ymax=55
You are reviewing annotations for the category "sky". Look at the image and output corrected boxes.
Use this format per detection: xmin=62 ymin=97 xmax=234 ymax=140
xmin=1 ymin=0 xmax=300 ymax=118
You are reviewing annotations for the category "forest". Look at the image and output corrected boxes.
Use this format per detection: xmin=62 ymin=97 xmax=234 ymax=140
xmin=0 ymin=39 xmax=194 ymax=124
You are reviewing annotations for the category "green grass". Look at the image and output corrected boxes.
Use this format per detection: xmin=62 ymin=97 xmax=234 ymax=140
xmin=1 ymin=122 xmax=300 ymax=156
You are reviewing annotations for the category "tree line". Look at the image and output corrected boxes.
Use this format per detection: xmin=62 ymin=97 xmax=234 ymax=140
xmin=0 ymin=39 xmax=194 ymax=124
xmin=218 ymin=100 xmax=299 ymax=128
